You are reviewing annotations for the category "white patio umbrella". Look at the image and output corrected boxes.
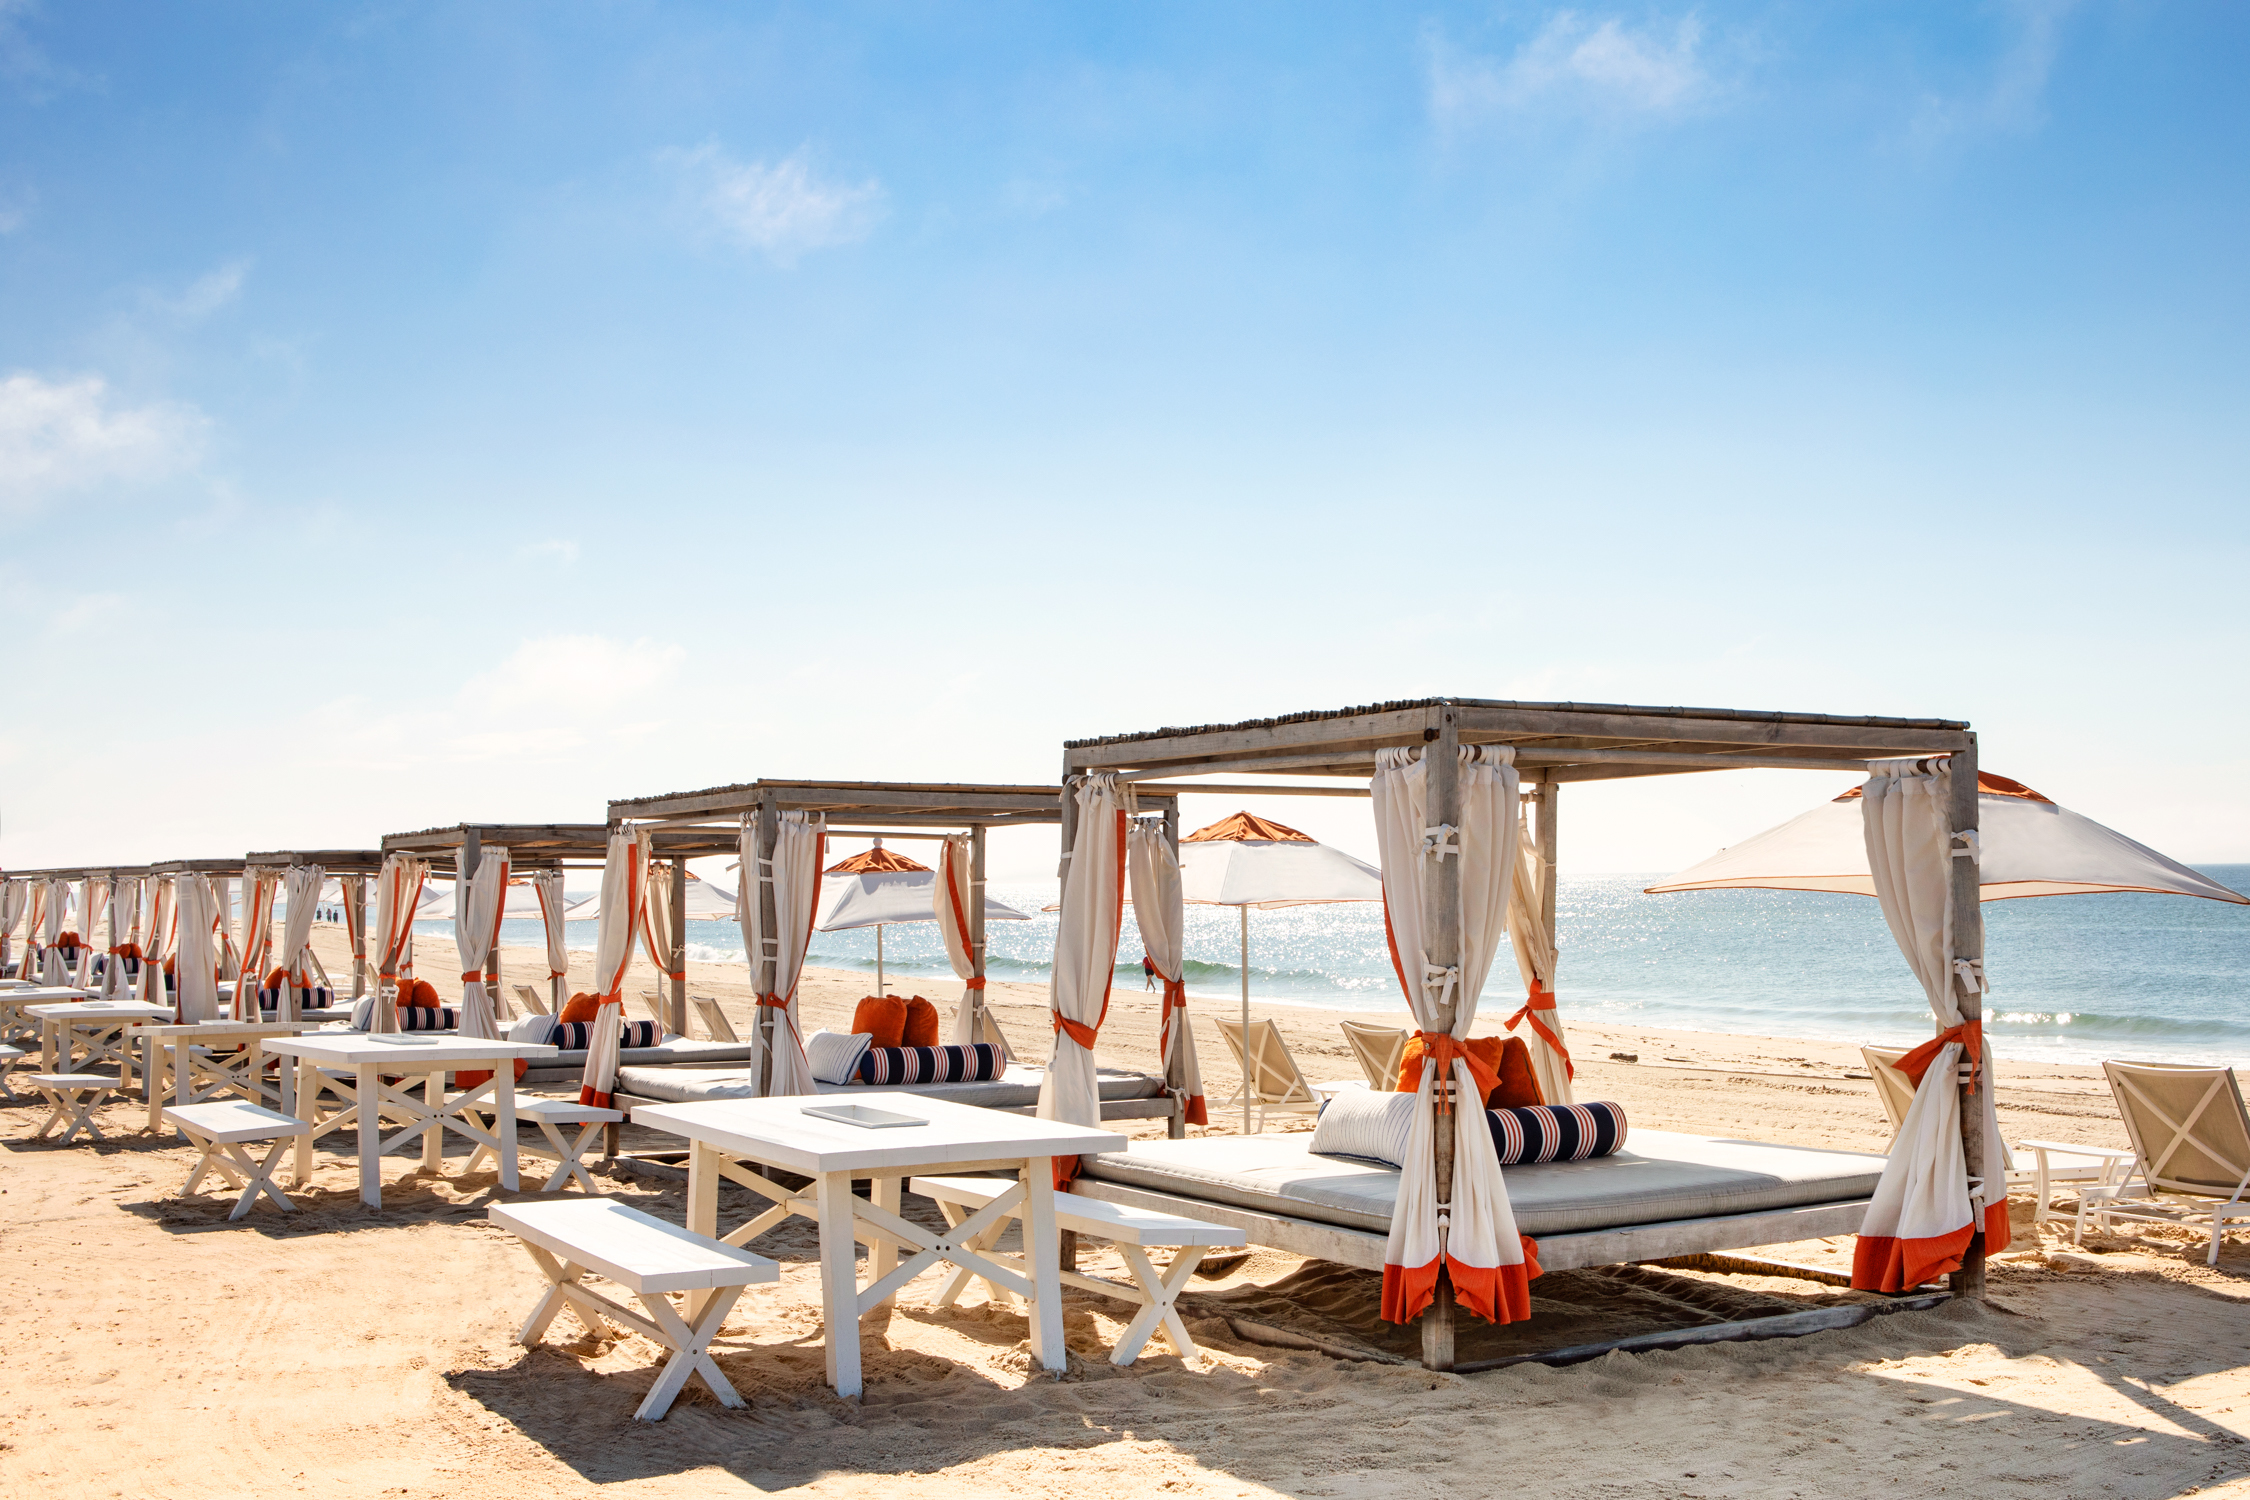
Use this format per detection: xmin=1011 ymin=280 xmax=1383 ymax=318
xmin=560 ymin=869 xmax=733 ymax=923
xmin=1178 ymin=812 xmax=1384 ymax=1133
xmin=1646 ymin=771 xmax=2249 ymax=904
xmin=815 ymin=841 xmax=1031 ymax=996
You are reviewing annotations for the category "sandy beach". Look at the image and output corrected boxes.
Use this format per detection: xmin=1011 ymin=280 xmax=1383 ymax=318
xmin=4 ymin=925 xmax=2247 ymax=1499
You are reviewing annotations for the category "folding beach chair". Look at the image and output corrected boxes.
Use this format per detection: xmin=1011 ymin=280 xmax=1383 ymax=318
xmin=1340 ymin=1021 xmax=1408 ymax=1092
xmin=1212 ymin=1017 xmax=1320 ymax=1133
xmin=512 ymin=984 xmax=550 ymax=1017
xmin=2083 ymin=1061 xmax=2250 ymax=1264
xmin=688 ymin=995 xmax=739 ymax=1043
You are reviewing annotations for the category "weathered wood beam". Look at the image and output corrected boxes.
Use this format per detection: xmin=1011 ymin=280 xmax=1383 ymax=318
xmin=1129 ymin=782 xmax=1373 ymax=799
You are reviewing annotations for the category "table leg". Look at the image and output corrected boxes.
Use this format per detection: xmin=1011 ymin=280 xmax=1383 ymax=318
xmin=817 ymin=1170 xmax=863 ymax=1397
xmin=868 ymin=1175 xmax=902 ymax=1302
xmin=358 ymin=1064 xmax=382 ymax=1209
xmin=422 ymin=1072 xmax=443 ymax=1171
xmin=682 ymin=1142 xmax=722 ymax=1323
xmin=147 ymin=1038 xmax=167 ymax=1132
xmin=292 ymin=1056 xmax=315 ymax=1186
xmin=41 ymin=1019 xmax=55 ymax=1075
xmin=495 ymin=1065 xmax=519 ymax=1191
xmin=120 ymin=1027 xmax=138 ymax=1094
xmin=1023 ymin=1158 xmax=1064 ymax=1372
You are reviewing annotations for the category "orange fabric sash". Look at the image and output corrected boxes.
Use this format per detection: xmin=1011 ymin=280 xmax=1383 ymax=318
xmin=1053 ymin=1014 xmax=1100 ymax=1051
xmin=1382 ymin=1237 xmax=1543 ymax=1325
xmin=461 ymin=970 xmax=482 ymax=983
xmin=1897 ymin=1019 xmax=1983 ymax=1092
xmin=964 ymin=976 xmax=986 ymax=991
xmin=1411 ymin=1031 xmax=1498 ymax=1113
xmin=755 ymin=992 xmax=790 ymax=1008
xmin=1503 ymin=983 xmax=1574 ymax=1080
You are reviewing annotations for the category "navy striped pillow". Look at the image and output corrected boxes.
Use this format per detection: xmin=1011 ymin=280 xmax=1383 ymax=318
xmin=854 ymin=1043 xmax=1003 ymax=1086
xmin=552 ymin=1019 xmax=664 ymax=1051
xmin=399 ymin=1006 xmax=459 ymax=1032
xmin=1486 ymin=1101 xmax=1628 ymax=1164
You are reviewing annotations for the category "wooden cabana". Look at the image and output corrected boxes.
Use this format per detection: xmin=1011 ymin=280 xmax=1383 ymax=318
xmin=379 ymin=822 xmax=739 ymax=1029
xmin=1061 ymin=697 xmax=1989 ymax=1368
xmin=605 ymin=779 xmax=1184 ymax=1124
xmin=244 ymin=849 xmax=388 ymax=1001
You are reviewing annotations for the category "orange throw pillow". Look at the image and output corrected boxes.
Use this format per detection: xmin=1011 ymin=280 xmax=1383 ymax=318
xmin=901 ymin=996 xmax=940 ymax=1048
xmin=557 ymin=992 xmax=603 ymax=1025
xmin=1394 ymin=1034 xmax=1545 ymax=1109
xmin=264 ymin=967 xmax=290 ymax=992
xmin=399 ymin=978 xmax=440 ymax=1009
xmin=851 ymin=995 xmax=907 ymax=1050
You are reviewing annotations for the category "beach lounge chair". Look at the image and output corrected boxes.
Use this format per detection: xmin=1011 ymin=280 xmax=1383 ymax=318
xmin=512 ymin=984 xmax=550 ymax=1017
xmin=1340 ymin=1021 xmax=1407 ymax=1091
xmin=1212 ymin=1018 xmax=1320 ymax=1133
xmin=2080 ymin=1060 xmax=2250 ymax=1264
xmin=688 ymin=995 xmax=739 ymax=1043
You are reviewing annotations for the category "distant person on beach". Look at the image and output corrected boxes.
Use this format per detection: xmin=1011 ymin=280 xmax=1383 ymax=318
xmin=1143 ymin=956 xmax=1157 ymax=990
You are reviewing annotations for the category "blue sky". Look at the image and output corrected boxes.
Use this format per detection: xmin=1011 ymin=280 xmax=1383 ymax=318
xmin=2 ymin=1 xmax=2244 ymax=880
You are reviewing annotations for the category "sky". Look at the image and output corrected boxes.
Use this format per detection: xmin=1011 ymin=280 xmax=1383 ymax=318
xmin=2 ymin=0 xmax=2245 ymax=884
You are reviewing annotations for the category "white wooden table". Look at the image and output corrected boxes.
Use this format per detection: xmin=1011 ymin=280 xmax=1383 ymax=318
xmin=1 ymin=987 xmax=92 ymax=1043
xmin=260 ymin=1033 xmax=559 ymax=1208
xmin=630 ymin=1093 xmax=1126 ymax=1397
xmin=26 ymin=1000 xmax=174 ymax=1081
xmin=139 ymin=1020 xmax=329 ymax=1129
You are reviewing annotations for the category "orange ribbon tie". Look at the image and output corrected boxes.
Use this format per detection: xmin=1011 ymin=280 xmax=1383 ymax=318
xmin=1053 ymin=1014 xmax=1100 ymax=1050
xmin=1503 ymin=984 xmax=1575 ymax=1081
xmin=1896 ymin=1019 xmax=1984 ymax=1093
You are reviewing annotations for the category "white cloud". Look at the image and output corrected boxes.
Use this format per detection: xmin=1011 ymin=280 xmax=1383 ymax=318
xmin=663 ymin=143 xmax=884 ymax=265
xmin=0 ymin=372 xmax=208 ymax=518
xmin=151 ymin=259 xmax=250 ymax=321
xmin=1911 ymin=0 xmax=2075 ymax=146
xmin=1429 ymin=10 xmax=1717 ymax=124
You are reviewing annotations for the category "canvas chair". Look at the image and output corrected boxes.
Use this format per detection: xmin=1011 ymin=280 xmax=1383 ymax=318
xmin=1863 ymin=1043 xmax=2130 ymax=1223
xmin=512 ymin=984 xmax=550 ymax=1017
xmin=688 ymin=995 xmax=739 ymax=1043
xmin=1340 ymin=1021 xmax=1408 ymax=1092
xmin=2083 ymin=1061 xmax=2250 ymax=1264
xmin=1212 ymin=1017 xmax=1320 ymax=1133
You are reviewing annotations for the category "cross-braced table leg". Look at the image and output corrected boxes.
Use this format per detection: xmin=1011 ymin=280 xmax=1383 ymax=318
xmin=32 ymin=1082 xmax=109 ymax=1143
xmin=1106 ymin=1245 xmax=1208 ymax=1364
xmin=180 ymin=1132 xmax=298 ymax=1220
xmin=514 ymin=1242 xmax=749 ymax=1422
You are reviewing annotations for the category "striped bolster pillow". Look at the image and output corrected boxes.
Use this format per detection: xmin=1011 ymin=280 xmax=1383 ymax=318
xmin=258 ymin=986 xmax=334 ymax=1010
xmin=854 ymin=1043 xmax=1003 ymax=1086
xmin=399 ymin=1006 xmax=460 ymax=1032
xmin=1486 ymin=1101 xmax=1628 ymax=1165
xmin=551 ymin=1019 xmax=664 ymax=1051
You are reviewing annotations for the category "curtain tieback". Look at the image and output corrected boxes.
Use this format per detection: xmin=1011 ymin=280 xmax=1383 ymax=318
xmin=1162 ymin=978 xmax=1188 ymax=1009
xmin=663 ymin=968 xmax=686 ymax=983
xmin=1421 ymin=824 xmax=1459 ymax=860
xmin=461 ymin=970 xmax=483 ymax=984
xmin=548 ymin=966 xmax=567 ymax=980
xmin=1424 ymin=962 xmax=1460 ymax=1011
xmin=964 ymin=977 xmax=986 ymax=991
xmin=1410 ymin=1032 xmax=1498 ymax=1114
xmin=755 ymin=991 xmax=791 ymax=1009
xmin=1897 ymin=1019 xmax=1984 ymax=1092
xmin=1053 ymin=1014 xmax=1100 ymax=1050
xmin=1503 ymin=984 xmax=1576 ymax=1080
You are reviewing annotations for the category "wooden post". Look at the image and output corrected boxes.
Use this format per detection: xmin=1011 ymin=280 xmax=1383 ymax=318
xmin=1534 ymin=779 xmax=1558 ymax=962
xmin=1057 ymin=762 xmax=1079 ymax=881
xmin=349 ymin=876 xmax=368 ymax=999
xmin=1160 ymin=801 xmax=1186 ymax=1139
xmin=1422 ymin=704 xmax=1462 ymax=1372
xmin=1948 ymin=734 xmax=1988 ymax=1301
xmin=753 ymin=799 xmax=781 ymax=1097
xmin=669 ymin=852 xmax=688 ymax=1036
xmin=1239 ymin=905 xmax=1252 ymax=1135
xmin=969 ymin=824 xmax=988 ymax=1043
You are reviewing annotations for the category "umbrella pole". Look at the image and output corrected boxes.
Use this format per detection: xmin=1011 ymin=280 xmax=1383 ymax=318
xmin=1240 ymin=906 xmax=1252 ymax=1135
xmin=876 ymin=924 xmax=885 ymax=997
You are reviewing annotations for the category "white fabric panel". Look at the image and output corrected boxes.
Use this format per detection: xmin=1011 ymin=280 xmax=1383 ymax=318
xmin=102 ymin=878 xmax=139 ymax=1000
xmin=371 ymin=855 xmax=428 ymax=1035
xmin=40 ymin=877 xmax=67 ymax=985
xmin=1039 ymin=776 xmax=1126 ymax=1133
xmin=532 ymin=870 xmax=568 ymax=983
xmin=1178 ymin=837 xmax=1381 ymax=908
xmin=934 ymin=835 xmax=1010 ymax=1057
xmin=175 ymin=876 xmax=220 ymax=1024
xmin=214 ymin=877 xmax=240 ymax=981
xmin=578 ymin=828 xmax=647 ymax=1108
xmin=342 ymin=876 xmax=368 ymax=998
xmin=1129 ymin=818 xmax=1203 ymax=1116
xmin=0 ymin=878 xmax=24 ymax=972
xmin=1505 ymin=805 xmax=1572 ymax=1105
xmin=232 ymin=872 xmax=279 ymax=1020
xmin=747 ymin=813 xmax=824 ymax=1098
xmin=1650 ymin=785 xmax=2248 ymax=904
xmin=77 ymin=878 xmax=109 ymax=987
xmin=1370 ymin=744 xmax=1528 ymax=1305
xmin=642 ymin=858 xmax=682 ymax=985
xmin=455 ymin=847 xmax=510 ymax=1044
xmin=279 ymin=866 xmax=324 ymax=1020
xmin=140 ymin=877 xmax=173 ymax=1005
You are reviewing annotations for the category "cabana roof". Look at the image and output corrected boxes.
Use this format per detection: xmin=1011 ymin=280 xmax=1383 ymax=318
xmin=245 ymin=848 xmax=388 ymax=874
xmin=380 ymin=821 xmax=739 ymax=871
xmin=1065 ymin=697 xmax=1972 ymax=784
xmin=150 ymin=857 xmax=251 ymax=875
xmin=609 ymin=779 xmax=1176 ymax=831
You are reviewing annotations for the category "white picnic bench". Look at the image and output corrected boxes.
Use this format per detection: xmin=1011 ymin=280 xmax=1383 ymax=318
xmin=30 ymin=1073 xmax=116 ymax=1143
xmin=490 ymin=1198 xmax=779 ymax=1421
xmin=913 ymin=1176 xmax=1243 ymax=1365
xmin=164 ymin=1101 xmax=310 ymax=1220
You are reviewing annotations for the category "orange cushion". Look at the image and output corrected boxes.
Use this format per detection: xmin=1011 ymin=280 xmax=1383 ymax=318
xmin=901 ymin=996 xmax=940 ymax=1048
xmin=557 ymin=992 xmax=603 ymax=1025
xmin=1394 ymin=1034 xmax=1545 ymax=1109
xmin=399 ymin=978 xmax=441 ymax=1009
xmin=851 ymin=995 xmax=907 ymax=1050
xmin=264 ymin=967 xmax=290 ymax=991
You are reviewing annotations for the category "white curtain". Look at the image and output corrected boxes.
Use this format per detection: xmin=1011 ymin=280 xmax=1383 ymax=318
xmin=639 ymin=856 xmax=681 ymax=1031
xmin=19 ymin=880 xmax=45 ymax=983
xmin=935 ymin=834 xmax=1010 ymax=1058
xmin=233 ymin=871 xmax=279 ymax=1021
xmin=40 ymin=876 xmax=68 ymax=985
xmin=577 ymin=829 xmax=646 ymax=1109
xmin=532 ymin=869 xmax=568 ymax=999
xmin=279 ymin=865 xmax=324 ymax=1020
xmin=1371 ymin=744 xmax=1535 ymax=1327
xmin=77 ymin=877 xmax=110 ymax=987
xmin=343 ymin=876 xmax=369 ymax=998
xmin=1504 ymin=803 xmax=1572 ymax=1105
xmin=1128 ymin=816 xmax=1205 ymax=1126
xmin=371 ymin=855 xmax=428 ymax=1035
xmin=745 ymin=813 xmax=824 ymax=1098
xmin=0 ymin=878 xmax=23 ymax=975
xmin=455 ymin=848 xmax=510 ymax=1044
xmin=214 ymin=877 xmax=240 ymax=981
xmin=1852 ymin=758 xmax=2010 ymax=1291
xmin=1038 ymin=776 xmax=1126 ymax=1146
xmin=103 ymin=878 xmax=141 ymax=1000
xmin=174 ymin=876 xmax=221 ymax=1024
xmin=140 ymin=877 xmax=173 ymax=1005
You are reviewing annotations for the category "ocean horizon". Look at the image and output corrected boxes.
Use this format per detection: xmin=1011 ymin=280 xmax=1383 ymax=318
xmin=431 ymin=863 xmax=2250 ymax=1069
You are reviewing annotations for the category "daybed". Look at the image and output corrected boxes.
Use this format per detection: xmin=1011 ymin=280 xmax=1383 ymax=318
xmin=608 ymin=1061 xmax=1179 ymax=1123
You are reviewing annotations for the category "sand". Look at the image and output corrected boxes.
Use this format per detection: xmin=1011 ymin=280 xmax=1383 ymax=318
xmin=4 ymin=924 xmax=2248 ymax=1498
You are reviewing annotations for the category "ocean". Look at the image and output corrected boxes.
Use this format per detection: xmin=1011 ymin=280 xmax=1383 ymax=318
xmin=442 ymin=863 xmax=2250 ymax=1067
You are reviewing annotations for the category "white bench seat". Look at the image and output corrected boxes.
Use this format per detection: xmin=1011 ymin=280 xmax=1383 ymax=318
xmin=912 ymin=1175 xmax=1244 ymax=1365
xmin=489 ymin=1198 xmax=779 ymax=1421
xmin=0 ymin=1043 xmax=27 ymax=1102
xmin=469 ymin=1098 xmax=624 ymax=1193
xmin=164 ymin=1102 xmax=310 ymax=1220
xmin=30 ymin=1073 xmax=115 ymax=1144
